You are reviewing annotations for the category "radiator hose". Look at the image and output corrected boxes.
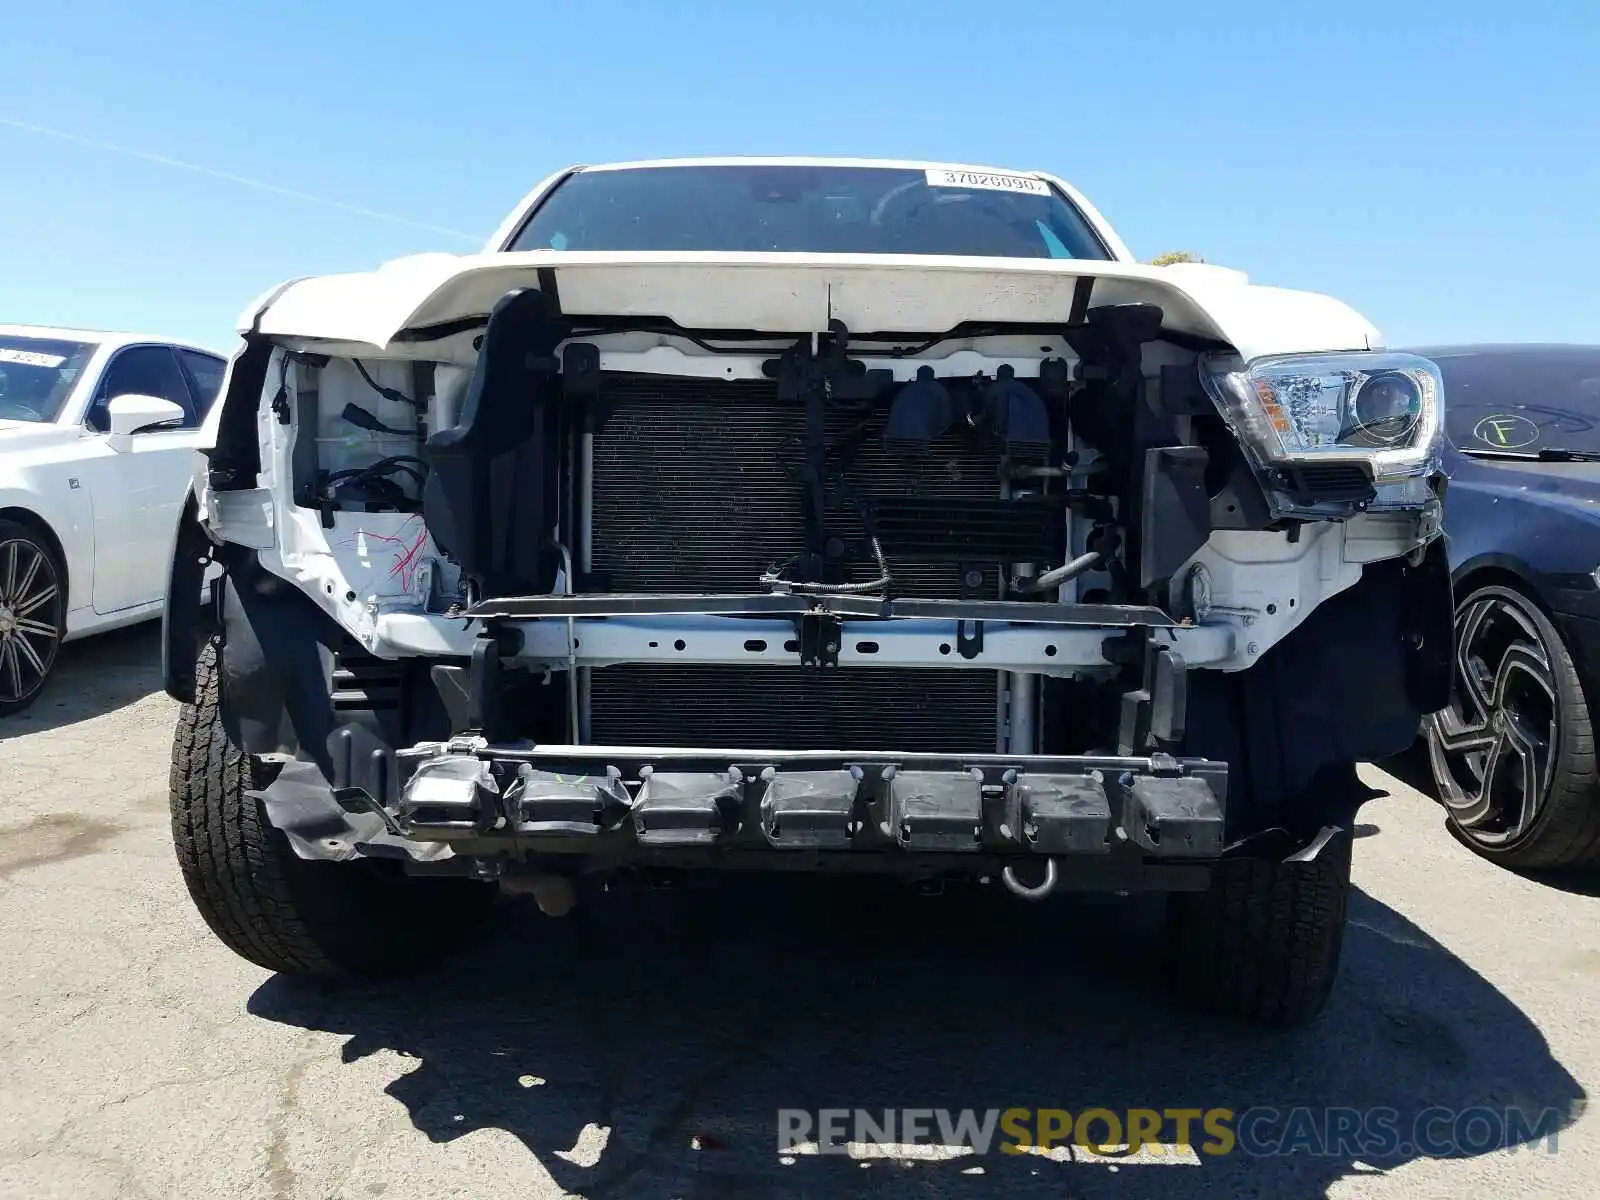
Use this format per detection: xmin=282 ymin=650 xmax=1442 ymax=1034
xmin=1011 ymin=551 xmax=1102 ymax=595
xmin=762 ymin=533 xmax=894 ymax=596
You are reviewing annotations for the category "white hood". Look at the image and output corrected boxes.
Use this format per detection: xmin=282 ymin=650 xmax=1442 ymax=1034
xmin=242 ymin=250 xmax=1381 ymax=363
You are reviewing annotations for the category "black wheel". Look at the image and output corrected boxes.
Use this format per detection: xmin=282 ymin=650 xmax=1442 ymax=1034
xmin=0 ymin=520 xmax=65 ymax=718
xmin=1424 ymin=583 xmax=1600 ymax=869
xmin=170 ymin=638 xmax=497 ymax=981
xmin=1165 ymin=830 xmax=1352 ymax=1028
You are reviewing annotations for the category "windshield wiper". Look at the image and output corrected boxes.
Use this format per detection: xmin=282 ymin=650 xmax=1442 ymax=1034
xmin=1460 ymin=447 xmax=1600 ymax=463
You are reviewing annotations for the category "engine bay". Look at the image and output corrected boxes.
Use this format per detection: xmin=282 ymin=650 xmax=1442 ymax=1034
xmin=261 ymin=299 xmax=1256 ymax=614
xmin=210 ymin=291 xmax=1430 ymax=764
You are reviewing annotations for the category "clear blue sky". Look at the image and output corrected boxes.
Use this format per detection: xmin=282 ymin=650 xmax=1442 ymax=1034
xmin=1 ymin=0 xmax=1595 ymax=354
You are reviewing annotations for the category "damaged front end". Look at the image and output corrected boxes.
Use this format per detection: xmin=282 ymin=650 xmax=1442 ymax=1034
xmin=169 ymin=252 xmax=1451 ymax=904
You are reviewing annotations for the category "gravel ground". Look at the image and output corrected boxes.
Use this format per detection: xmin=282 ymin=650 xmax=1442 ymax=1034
xmin=0 ymin=621 xmax=1596 ymax=1199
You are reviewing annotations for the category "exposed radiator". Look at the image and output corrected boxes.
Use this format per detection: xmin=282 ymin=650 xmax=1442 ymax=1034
xmin=585 ymin=373 xmax=1058 ymax=751
xmin=588 ymin=374 xmax=1062 ymax=597
xmin=589 ymin=665 xmax=999 ymax=753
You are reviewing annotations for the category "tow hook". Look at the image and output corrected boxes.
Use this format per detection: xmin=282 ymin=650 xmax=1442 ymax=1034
xmin=1001 ymin=857 xmax=1059 ymax=900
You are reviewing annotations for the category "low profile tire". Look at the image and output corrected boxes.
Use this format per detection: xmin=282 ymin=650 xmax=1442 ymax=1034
xmin=1424 ymin=583 xmax=1600 ymax=869
xmin=1164 ymin=831 xmax=1352 ymax=1028
xmin=170 ymin=639 xmax=497 ymax=982
xmin=0 ymin=519 xmax=66 ymax=718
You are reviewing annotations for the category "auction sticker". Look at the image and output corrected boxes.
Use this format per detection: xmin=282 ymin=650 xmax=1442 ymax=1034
xmin=0 ymin=348 xmax=66 ymax=368
xmin=925 ymin=168 xmax=1050 ymax=195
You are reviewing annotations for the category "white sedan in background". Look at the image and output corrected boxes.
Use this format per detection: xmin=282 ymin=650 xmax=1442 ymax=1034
xmin=0 ymin=323 xmax=228 ymax=716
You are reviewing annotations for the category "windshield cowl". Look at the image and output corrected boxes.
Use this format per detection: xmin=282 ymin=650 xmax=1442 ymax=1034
xmin=1460 ymin=446 xmax=1600 ymax=463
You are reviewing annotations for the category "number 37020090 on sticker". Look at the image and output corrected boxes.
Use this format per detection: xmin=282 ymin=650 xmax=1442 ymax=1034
xmin=923 ymin=168 xmax=1050 ymax=195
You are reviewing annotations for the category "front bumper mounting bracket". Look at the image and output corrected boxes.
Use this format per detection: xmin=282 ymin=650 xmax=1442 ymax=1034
xmin=797 ymin=610 xmax=841 ymax=668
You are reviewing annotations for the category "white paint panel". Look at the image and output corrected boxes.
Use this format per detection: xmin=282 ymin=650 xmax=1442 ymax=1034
xmin=247 ymin=250 xmax=1380 ymax=362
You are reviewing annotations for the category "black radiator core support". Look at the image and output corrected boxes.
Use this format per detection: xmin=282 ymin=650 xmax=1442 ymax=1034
xmin=1064 ymin=303 xmax=1178 ymax=604
xmin=423 ymin=287 xmax=568 ymax=597
xmin=1140 ymin=445 xmax=1212 ymax=594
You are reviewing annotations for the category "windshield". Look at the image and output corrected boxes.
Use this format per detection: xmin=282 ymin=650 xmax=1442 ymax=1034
xmin=506 ymin=164 xmax=1114 ymax=259
xmin=1429 ymin=346 xmax=1600 ymax=458
xmin=0 ymin=334 xmax=97 ymax=424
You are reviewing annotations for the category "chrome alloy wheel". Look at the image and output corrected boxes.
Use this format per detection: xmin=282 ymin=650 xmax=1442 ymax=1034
xmin=0 ymin=536 xmax=63 ymax=710
xmin=1424 ymin=587 xmax=1559 ymax=847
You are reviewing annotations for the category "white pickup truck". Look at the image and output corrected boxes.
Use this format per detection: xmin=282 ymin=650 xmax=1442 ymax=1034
xmin=161 ymin=157 xmax=1454 ymax=1027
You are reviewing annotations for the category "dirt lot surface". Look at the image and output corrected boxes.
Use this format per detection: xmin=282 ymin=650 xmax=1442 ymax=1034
xmin=1 ymin=622 xmax=1597 ymax=1198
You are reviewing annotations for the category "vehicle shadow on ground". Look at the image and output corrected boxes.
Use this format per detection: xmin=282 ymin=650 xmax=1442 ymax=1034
xmin=3 ymin=620 xmax=164 ymax=737
xmin=249 ymin=874 xmax=1586 ymax=1198
xmin=1377 ymin=743 xmax=1439 ymax=803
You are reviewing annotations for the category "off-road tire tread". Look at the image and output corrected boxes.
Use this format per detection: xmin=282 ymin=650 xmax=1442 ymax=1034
xmin=1166 ymin=833 xmax=1351 ymax=1027
xmin=170 ymin=639 xmax=492 ymax=981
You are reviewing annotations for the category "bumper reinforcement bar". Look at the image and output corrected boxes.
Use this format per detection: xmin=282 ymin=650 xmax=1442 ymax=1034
xmin=462 ymin=592 xmax=1181 ymax=627
xmin=390 ymin=744 xmax=1228 ymax=861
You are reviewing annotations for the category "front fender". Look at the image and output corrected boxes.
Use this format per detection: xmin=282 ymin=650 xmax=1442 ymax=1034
xmin=1447 ymin=546 xmax=1599 ymax=619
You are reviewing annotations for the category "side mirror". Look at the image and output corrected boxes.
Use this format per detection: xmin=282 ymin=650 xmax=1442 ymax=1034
xmin=104 ymin=393 xmax=186 ymax=446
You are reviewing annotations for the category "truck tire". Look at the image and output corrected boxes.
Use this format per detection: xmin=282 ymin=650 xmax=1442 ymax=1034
xmin=1164 ymin=830 xmax=1352 ymax=1027
xmin=169 ymin=639 xmax=496 ymax=982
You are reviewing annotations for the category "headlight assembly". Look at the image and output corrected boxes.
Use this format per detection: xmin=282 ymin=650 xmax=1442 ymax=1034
xmin=1199 ymin=350 xmax=1445 ymax=518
